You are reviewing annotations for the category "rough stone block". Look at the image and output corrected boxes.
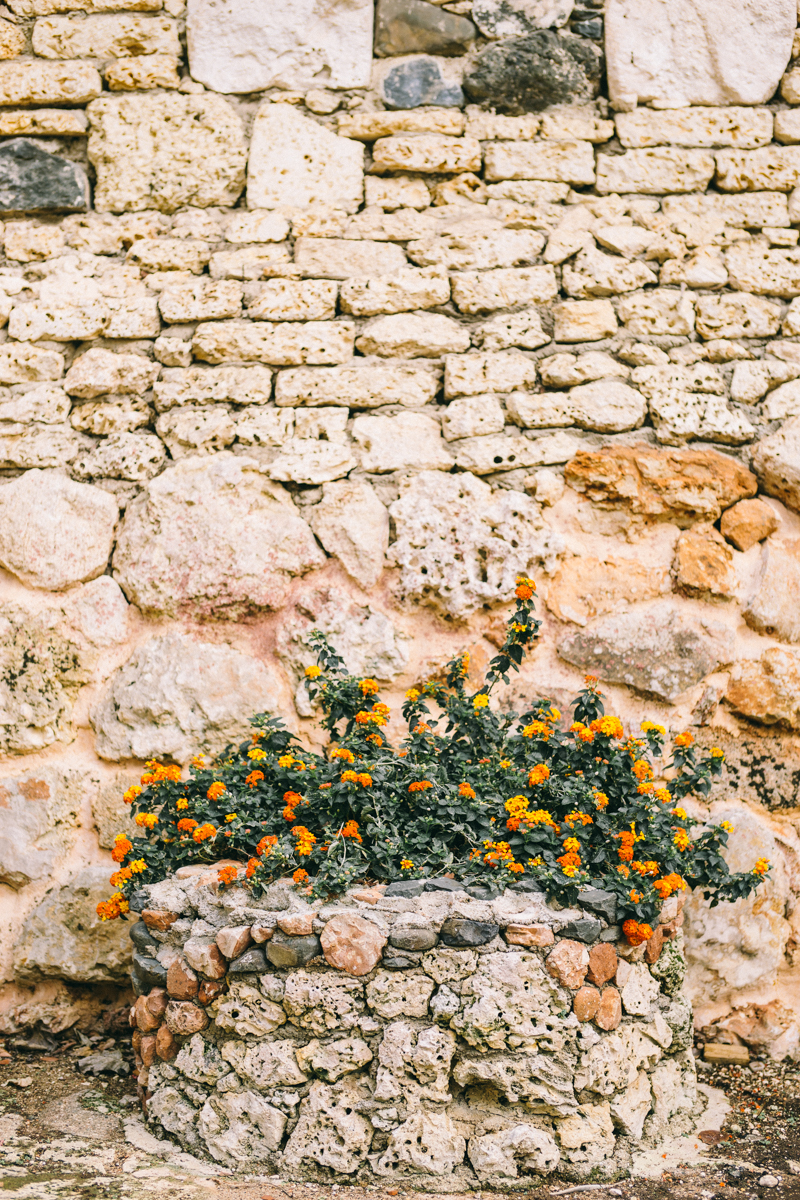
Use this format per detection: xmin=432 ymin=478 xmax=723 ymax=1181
xmin=340 ymin=109 xmax=464 ymax=140
xmin=104 ymin=53 xmax=180 ymax=90
xmin=715 ymin=145 xmax=800 ymax=192
xmin=615 ymin=106 xmax=773 ymax=149
xmin=274 ymin=360 xmax=439 ymax=409
xmin=340 ymin=265 xmax=449 ymax=316
xmin=0 ymin=109 xmax=88 ymax=136
xmin=247 ymin=105 xmax=364 ymax=213
xmin=294 ymin=237 xmax=407 ymax=279
xmin=159 ymin=279 xmax=243 ymax=322
xmin=375 ymin=54 xmax=465 ymax=109
xmin=0 ymin=60 xmax=101 ymax=104
xmin=32 ymin=12 xmax=178 ymax=56
xmin=472 ymin=0 xmax=572 ymax=39
xmin=720 ymin=498 xmax=779 ymax=552
xmin=553 ymin=299 xmax=617 ymax=342
xmin=372 ymin=134 xmax=481 ymax=174
xmin=247 ymin=279 xmax=338 ymax=322
xmin=374 ymin=0 xmax=475 ymax=57
xmin=695 ymin=293 xmax=782 ymax=340
xmin=463 ymin=30 xmax=602 ymax=112
xmin=352 ymin=411 xmax=454 ymax=473
xmin=596 ymin=148 xmax=715 ymax=195
xmin=0 ymin=138 xmax=88 ymax=214
xmin=450 ymin=265 xmax=557 ymax=313
xmin=484 ymin=139 xmax=595 ymax=184
xmin=444 ymin=350 xmax=538 ymax=398
xmin=356 ymin=311 xmax=469 ymax=358
xmin=192 ymin=319 xmax=354 ymax=366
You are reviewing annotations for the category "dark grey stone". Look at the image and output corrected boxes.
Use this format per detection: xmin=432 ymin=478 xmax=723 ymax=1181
xmin=129 ymin=920 xmax=158 ymax=954
xmin=0 ymin=139 xmax=89 ymax=216
xmin=423 ymin=878 xmax=465 ymax=893
xmin=266 ymin=931 xmax=322 ymax=969
xmin=389 ymin=926 xmax=438 ymax=951
xmin=375 ymin=0 xmax=476 ymax=57
xmin=463 ymin=30 xmax=602 ymax=113
xmin=578 ymin=888 xmax=617 ymax=923
xmin=382 ymin=950 xmax=422 ymax=970
xmin=600 ymin=925 xmax=621 ymax=943
xmin=509 ymin=880 xmax=548 ymax=897
xmin=128 ymin=889 xmax=149 ymax=913
xmin=440 ymin=918 xmax=500 ymax=947
xmin=465 ymin=884 xmax=502 ymax=900
xmin=385 ymin=879 xmax=427 ymax=897
xmin=228 ymin=946 xmax=268 ymax=974
xmin=131 ymin=952 xmax=167 ymax=995
xmin=558 ymin=917 xmax=603 ymax=943
xmin=379 ymin=55 xmax=465 ymax=109
xmin=572 ymin=16 xmax=602 ymax=37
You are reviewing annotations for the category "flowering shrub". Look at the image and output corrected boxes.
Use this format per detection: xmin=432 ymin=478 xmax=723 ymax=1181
xmin=99 ymin=580 xmax=769 ymax=939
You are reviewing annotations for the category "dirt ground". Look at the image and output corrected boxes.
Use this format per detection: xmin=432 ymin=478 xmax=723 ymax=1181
xmin=1 ymin=1028 xmax=799 ymax=1200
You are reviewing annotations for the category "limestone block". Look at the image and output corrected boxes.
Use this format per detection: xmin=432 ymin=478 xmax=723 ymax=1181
xmin=73 ymin=430 xmax=167 ymax=480
xmin=209 ymin=243 xmax=292 ymax=280
xmin=452 ymin=432 xmax=553 ymax=474
xmin=0 ymin=768 xmax=83 ymax=890
xmin=192 ymin=320 xmax=354 ymax=366
xmin=715 ymin=146 xmax=800 ymax=191
xmin=275 ymin=360 xmax=440 ymax=409
xmin=674 ymin=524 xmax=736 ymax=599
xmin=552 ymin=299 xmax=617 ymax=342
xmin=696 ymin=293 xmax=782 ymax=340
xmin=468 ymin=1124 xmax=560 ymax=1178
xmin=32 ymin=12 xmax=178 ymax=56
xmin=726 ymin=645 xmax=800 ymax=729
xmin=539 ymin=351 xmax=625 ymax=389
xmin=284 ymin=970 xmax=365 ymax=1034
xmin=0 ymin=423 xmax=92 ymax=469
xmin=198 ymin=1090 xmax=287 ymax=1167
xmin=154 ymin=365 xmax=273 ymax=411
xmin=609 ymin=1070 xmax=652 ymax=1139
xmin=127 ymin=238 xmax=211 ymax=274
xmin=0 ymin=17 xmax=24 ymax=54
xmin=0 ymin=384 xmax=69 ymax=424
xmin=605 ymin=0 xmax=795 ymax=108
xmin=159 ymin=280 xmax=243 ymax=323
xmin=540 ymin=108 xmax=613 ymax=143
xmin=112 ymin=453 xmax=325 ymax=617
xmin=372 ymin=134 xmax=481 ymax=175
xmin=246 ymin=280 xmax=337 ymax=322
xmin=720 ymin=498 xmax=779 ymax=552
xmin=365 ymin=175 xmax=431 ymax=210
xmin=352 ymin=411 xmax=454 ymax=473
xmin=0 ymin=109 xmax=88 ymax=136
xmin=65 ymin=348 xmax=159 ymax=398
xmin=558 ymin=600 xmax=734 ymax=702
xmin=596 ymin=148 xmax=714 ymax=195
xmin=284 ymin=1078 xmax=373 ymax=1174
xmin=442 ymin=394 xmax=504 ymax=441
xmin=726 ymin=243 xmax=800 ymax=297
xmin=340 ymin=110 xmax=464 ymax=141
xmin=567 ymin=380 xmax=646 ymax=433
xmin=453 ymin=951 xmax=569 ymax=1056
xmin=375 ymin=1020 xmax=455 ymax=1103
xmin=5 ymin=222 xmax=65 ymax=261
xmin=546 ymin=556 xmax=667 ymax=627
xmin=465 ymin=110 xmax=541 ymax=140
xmin=0 ymin=468 xmax=117 ymax=591
xmin=234 ymin=407 xmax=294 ymax=448
xmin=224 ymin=210 xmax=290 ymax=244
xmin=661 ymin=190 xmax=791 ymax=228
xmin=617 ymin=289 xmax=696 ymax=336
xmin=406 ymin=227 xmax=545 ymax=270
xmin=92 ymin=632 xmax=281 ymax=762
xmin=104 ymin=54 xmax=180 ymax=90
xmin=556 ymin=1102 xmax=615 ymax=1164
xmin=375 ymin=0 xmax=475 ymax=56
xmin=87 ymin=93 xmax=247 ymax=213
xmin=14 ymin=865 xmax=132 ymax=983
xmin=220 ymin=1038 xmax=307 ymax=1089
xmin=294 ymin=237 xmax=407 ymax=279
xmin=483 ymin=140 xmax=595 ymax=185
xmin=356 ymin=312 xmax=470 ymax=358
xmin=633 ymin=363 xmax=754 ymax=446
xmin=444 ymin=350 xmax=537 ymax=397
xmin=340 ymin=265 xmax=449 ymax=316
xmin=471 ymin=0 xmax=571 ymax=39
xmin=308 ymin=481 xmax=389 ymax=588
xmin=389 ymin=469 xmax=561 ymax=615
xmin=743 ymin=541 xmax=800 ymax=642
xmin=366 ymin=971 xmax=435 ymax=1019
xmin=187 ymin=0 xmax=373 ymax=93
xmin=615 ymin=106 xmax=773 ymax=150
xmin=247 ymin=106 xmax=363 ymax=214
xmin=0 ymin=60 xmax=101 ymax=105
xmin=476 ymin=307 xmax=550 ymax=352
xmin=155 ymin=407 xmax=234 ymax=460
xmin=774 ymin=110 xmax=800 ymax=144
xmin=751 ymin=417 xmax=800 ymax=512
xmin=662 ymin=244 xmax=728 ymax=292
xmin=210 ymin=981 xmax=286 ymax=1035
xmin=450 ymin=265 xmax=557 ymax=314
xmin=269 ymin=438 xmax=357 ymax=485
xmin=372 ymin=1111 xmax=465 ymax=1176
xmin=562 ymin=245 xmax=657 ymax=298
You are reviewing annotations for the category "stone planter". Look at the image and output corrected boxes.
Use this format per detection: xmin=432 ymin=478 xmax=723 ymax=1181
xmin=128 ymin=869 xmax=699 ymax=1185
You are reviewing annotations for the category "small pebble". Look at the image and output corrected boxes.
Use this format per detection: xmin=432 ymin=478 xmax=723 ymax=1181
xmin=759 ymin=1177 xmax=780 ymax=1189
xmin=5 ymin=1076 xmax=32 ymax=1088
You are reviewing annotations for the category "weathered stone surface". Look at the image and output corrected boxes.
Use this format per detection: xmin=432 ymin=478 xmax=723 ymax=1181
xmin=484 ymin=139 xmax=595 ymax=185
xmin=88 ymin=93 xmax=247 ymax=213
xmin=356 ymin=312 xmax=469 ymax=358
xmin=558 ymin=601 xmax=734 ymax=702
xmin=720 ymin=498 xmax=778 ymax=552
xmin=605 ymin=0 xmax=795 ymax=109
xmin=65 ymin=348 xmax=159 ymax=399
xmin=216 ymin=926 xmax=252 ymax=961
xmin=442 ymin=394 xmax=505 ymax=441
xmin=165 ymin=1001 xmax=209 ymax=1036
xmin=615 ymin=106 xmax=774 ymax=150
xmin=187 ymin=0 xmax=373 ymax=92
xmin=13 ymin=865 xmax=132 ymax=983
xmin=340 ymin=265 xmax=449 ymax=316
xmin=552 ymin=299 xmax=618 ymax=342
xmin=372 ymin=134 xmax=481 ymax=175
xmin=389 ymin=469 xmax=562 ymax=616
xmin=545 ymin=556 xmax=667 ymax=627
xmin=596 ymin=147 xmax=714 ymax=194
xmin=587 ymin=943 xmax=617 ymax=987
xmin=92 ymin=633 xmax=280 ymax=763
xmin=294 ymin=237 xmax=407 ymax=280
xmin=564 ymin=444 xmax=757 ymax=523
xmin=752 ymin=417 xmax=800 ymax=513
xmin=407 ymin=226 xmax=545 ymax=271
xmin=715 ymin=145 xmax=800 ymax=192
xmin=451 ymin=265 xmax=557 ymax=314
xmin=307 ymin=481 xmax=389 ymax=589
xmin=33 ymin=12 xmax=178 ymax=56
xmin=352 ymin=412 xmax=454 ymax=473
xmin=375 ymin=1110 xmax=466 ymax=1176
xmin=266 ymin=932 xmax=322 ymax=969
xmin=573 ymin=986 xmax=601 ymax=1021
xmin=248 ymin=106 xmax=364 ymax=214
xmin=275 ymin=360 xmax=437 ymax=409
xmin=112 ymin=453 xmax=325 ymax=618
xmin=546 ymin=939 xmax=589 ymax=988
xmin=154 ymin=365 xmax=273 ymax=411
xmin=505 ymin=923 xmax=554 ymax=946
xmin=295 ymin=1036 xmax=373 ymax=1082
xmin=284 ymin=1078 xmax=373 ymax=1173
xmin=445 ymin=350 xmax=538 ymax=398
xmin=743 ymin=541 xmax=800 ymax=643
xmin=468 ymin=1123 xmax=559 ymax=1178
xmin=166 ymin=958 xmax=199 ymax=1000
xmin=618 ymin=961 xmax=660 ymax=1016
xmin=320 ymin=914 xmax=387 ymax=976
xmin=562 ymin=245 xmax=657 ymax=298
xmin=0 ymin=469 xmax=117 ymax=591
xmin=0 ymin=60 xmax=101 ymax=105
xmin=696 ymin=293 xmax=782 ymax=340
xmin=0 ymin=769 xmax=82 ymax=890
xmin=440 ymin=918 xmax=500 ymax=947
xmin=284 ymin=971 xmax=365 ymax=1033
xmin=192 ymin=319 xmax=353 ymax=367
xmin=463 ymin=31 xmax=602 ymax=112
xmin=675 ymin=524 xmax=736 ymax=598
xmin=104 ymin=54 xmax=181 ymax=90
xmin=617 ymin=289 xmax=696 ymax=337
xmin=375 ymin=0 xmax=475 ymax=57
xmin=213 ymin=982 xmax=286 ymax=1036
xmin=341 ymin=109 xmax=465 ymax=140
xmin=594 ymin=987 xmax=622 ymax=1031
xmin=472 ymin=0 xmax=571 ymax=39
xmin=0 ymin=139 xmax=88 ymax=215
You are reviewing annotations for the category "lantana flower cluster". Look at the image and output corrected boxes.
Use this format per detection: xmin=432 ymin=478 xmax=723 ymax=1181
xmin=99 ymin=580 xmax=769 ymax=940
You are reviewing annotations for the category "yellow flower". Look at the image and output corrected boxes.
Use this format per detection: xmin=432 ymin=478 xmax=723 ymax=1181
xmin=499 ymin=759 xmax=511 ymax=769
xmin=710 ymin=747 xmax=725 ymax=758
xmin=176 ymin=797 xmax=189 ymax=810
xmin=359 ymin=678 xmax=379 ymax=695
xmin=673 ymin=829 xmax=690 ymax=852
xmin=278 ymin=755 xmax=294 ymax=768
xmin=473 ymin=694 xmax=489 ymax=708
xmin=225 ymin=813 xmax=237 ymax=822
xmin=641 ymin=721 xmax=665 ymax=736
xmin=405 ymin=688 xmax=420 ymax=702
xmin=305 ymin=665 xmax=322 ymax=679
xmin=672 ymin=807 xmax=687 ymax=821
xmin=753 ymin=857 xmax=770 ymax=877
xmin=134 ymin=812 xmax=158 ymax=829
xmin=248 ymin=747 xmax=267 ymax=760
xmin=563 ymin=837 xmax=580 ymax=853
xmin=128 ymin=859 xmax=148 ymax=874
xmin=400 ymin=859 xmax=414 ymax=870
xmin=720 ymin=820 xmax=734 ymax=833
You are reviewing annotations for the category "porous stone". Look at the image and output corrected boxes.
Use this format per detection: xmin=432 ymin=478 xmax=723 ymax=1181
xmin=675 ymin=524 xmax=735 ymax=598
xmin=0 ymin=769 xmax=82 ymax=891
xmin=32 ymin=12 xmax=178 ymax=56
xmin=743 ymin=541 xmax=800 ymax=643
xmin=0 ymin=139 xmax=88 ymax=215
xmin=695 ymin=293 xmax=782 ymax=340
xmin=726 ymin=646 xmax=800 ymax=730
xmin=247 ymin=105 xmax=364 ymax=213
xmin=751 ymin=416 xmax=800 ymax=513
xmin=617 ymin=289 xmax=696 ymax=336
xmin=186 ymin=0 xmax=374 ymax=92
xmin=154 ymin=365 xmax=273 ymax=411
xmin=87 ymin=92 xmax=247 ymax=213
xmin=562 ymin=245 xmax=657 ymax=298
xmin=605 ymin=0 xmax=795 ymax=109
xmin=407 ymin=226 xmax=545 ymax=271
xmin=356 ymin=312 xmax=469 ymax=359
xmin=165 ymin=1001 xmax=209 ymax=1036
xmin=483 ymin=139 xmax=596 ymax=185
xmin=321 ymin=914 xmax=388 ymax=976
xmin=596 ymin=147 xmax=714 ymax=194
xmin=341 ymin=109 xmax=465 ymax=140
xmin=468 ymin=1124 xmax=559 ymax=1179
xmin=352 ymin=412 xmax=454 ymax=473
xmin=615 ymin=106 xmax=774 ymax=150
xmin=340 ymin=265 xmax=449 ymax=316
xmin=294 ymin=237 xmax=407 ymax=279
xmin=720 ymin=498 xmax=779 ymax=552
xmin=307 ymin=480 xmax=389 ymax=589
xmin=553 ymin=299 xmax=617 ymax=342
xmin=74 ymin=431 xmax=167 ymax=481
xmin=372 ymin=134 xmax=481 ymax=175
xmin=472 ymin=0 xmax=572 ymax=39
xmin=450 ymin=265 xmax=557 ymax=313
xmin=715 ymin=145 xmax=800 ymax=192
xmin=104 ymin=53 xmax=181 ymax=90
xmin=112 ymin=453 xmax=325 ymax=618
xmin=374 ymin=0 xmax=476 ymax=57
xmin=545 ymin=556 xmax=667 ymax=626
xmin=284 ymin=1078 xmax=374 ymax=1173
xmin=65 ymin=348 xmax=159 ymax=398
xmin=545 ymin=939 xmax=589 ymax=988
xmin=0 ymin=60 xmax=101 ymax=105
xmin=573 ymin=987 xmax=601 ymax=1021
xmin=463 ymin=30 xmax=602 ymax=112
xmin=442 ymin=394 xmax=505 ymax=441
xmin=295 ymin=1036 xmax=373 ymax=1082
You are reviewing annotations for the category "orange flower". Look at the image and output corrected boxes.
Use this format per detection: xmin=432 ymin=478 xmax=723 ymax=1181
xmin=123 ymin=785 xmax=142 ymax=806
xmin=293 ymin=868 xmax=309 ymax=884
xmin=459 ymin=782 xmax=476 ymax=799
xmin=753 ymin=857 xmax=770 ymax=877
xmin=135 ymin=812 xmax=158 ymax=829
xmin=359 ymin=678 xmax=379 ymax=695
xmin=591 ymin=715 xmax=624 ymax=739
xmin=528 ymin=763 xmax=550 ymax=786
xmin=111 ymin=835 xmax=132 ymax=863
xmin=356 ymin=773 xmax=372 ymax=787
xmin=622 ymin=919 xmax=653 ymax=946
xmin=207 ymin=782 xmax=226 ymax=802
xmin=515 ymin=575 xmax=536 ymax=601
xmin=177 ymin=818 xmax=199 ymax=833
xmin=256 ymin=835 xmax=278 ymax=856
xmin=192 ymin=822 xmax=216 ymax=843
xmin=331 ymin=748 xmax=355 ymax=763
xmin=282 ymin=806 xmax=296 ymax=822
xmin=218 ymin=865 xmax=238 ymax=886
xmin=246 ymin=770 xmax=264 ymax=788
xmin=674 ymin=731 xmax=694 ymax=748
xmin=284 ymin=791 xmax=303 ymax=806
xmin=593 ymin=791 xmax=609 ymax=810
xmin=341 ymin=770 xmax=358 ymax=784
xmin=570 ymin=722 xmax=594 ymax=743
xmin=341 ymin=820 xmax=362 ymax=842
xmin=246 ymin=858 xmax=259 ymax=879
xmin=305 ymin=665 xmax=321 ymax=679
xmin=522 ymin=720 xmax=550 ymax=740
xmin=409 ymin=780 xmax=433 ymax=792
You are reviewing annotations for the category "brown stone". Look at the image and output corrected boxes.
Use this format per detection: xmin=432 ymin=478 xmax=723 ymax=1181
xmin=351 ymin=885 xmax=386 ymax=904
xmin=131 ymin=1029 xmax=142 ymax=1053
xmin=546 ymin=556 xmax=668 ymax=626
xmin=155 ymin=1023 xmax=178 ymax=1061
xmin=137 ymin=1065 xmax=149 ymax=1088
xmin=250 ymin=923 xmax=276 ymax=943
xmin=595 ymin=986 xmax=622 ymax=1031
xmin=134 ymin=994 xmax=160 ymax=1033
xmin=141 ymin=909 xmax=178 ymax=932
xmin=140 ymin=1034 xmax=157 ymax=1067
xmin=726 ymin=646 xmax=800 ymax=731
xmin=505 ymin=923 xmax=555 ymax=946
xmin=164 ymin=1000 xmax=209 ymax=1036
xmin=586 ymin=942 xmax=618 ymax=986
xmin=320 ymin=913 xmax=387 ymax=976
xmin=166 ymin=958 xmax=199 ymax=1000
xmin=277 ymin=912 xmax=316 ymax=936
xmin=674 ymin=524 xmax=735 ymax=598
xmin=644 ymin=924 xmax=665 ymax=965
xmin=565 ymin=443 xmax=757 ymax=524
xmin=145 ymin=988 xmax=168 ymax=1019
xmin=183 ymin=938 xmax=227 ymax=979
xmin=215 ymin=925 xmax=252 ymax=959
xmin=720 ymin=498 xmax=779 ymax=552
xmin=703 ymin=1042 xmax=750 ymax=1065
xmin=573 ymin=986 xmax=601 ymax=1021
xmin=128 ymin=1005 xmax=137 ymax=1028
xmin=198 ymin=979 xmax=227 ymax=1006
xmin=545 ymin=939 xmax=589 ymax=989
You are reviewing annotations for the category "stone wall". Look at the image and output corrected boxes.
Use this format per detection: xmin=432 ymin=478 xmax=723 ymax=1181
xmin=0 ymin=0 xmax=799 ymax=1061
xmin=132 ymin=871 xmax=696 ymax=1183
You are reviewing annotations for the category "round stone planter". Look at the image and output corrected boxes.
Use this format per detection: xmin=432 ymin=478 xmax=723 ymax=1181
xmin=128 ymin=869 xmax=700 ymax=1186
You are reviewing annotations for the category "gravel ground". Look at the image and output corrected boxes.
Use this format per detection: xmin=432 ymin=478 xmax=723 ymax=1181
xmin=0 ymin=1028 xmax=798 ymax=1200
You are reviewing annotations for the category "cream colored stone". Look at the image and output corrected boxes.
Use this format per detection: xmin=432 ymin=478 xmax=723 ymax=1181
xmin=540 ymin=108 xmax=614 ymax=143
xmin=352 ymin=412 xmax=453 ymax=473
xmin=715 ymin=146 xmax=800 ymax=192
xmin=444 ymin=350 xmax=537 ymax=398
xmin=0 ymin=60 xmax=101 ymax=104
xmin=696 ymin=293 xmax=782 ymax=340
xmin=442 ymin=394 xmax=505 ymax=441
xmin=452 ymin=433 xmax=555 ymax=474
xmin=596 ymin=148 xmax=714 ymax=195
xmin=65 ymin=348 xmax=159 ymax=398
xmin=234 ymin=407 xmax=294 ymax=447
xmin=450 ymin=265 xmax=557 ymax=314
xmin=0 ymin=342 xmax=63 ymax=383
xmin=505 ymin=391 xmax=573 ymax=428
xmin=356 ymin=312 xmax=469 ymax=358
xmin=224 ymin=210 xmax=290 ymax=244
xmin=774 ymin=110 xmax=800 ymax=145
xmin=156 ymin=406 xmax=236 ymax=459
xmin=552 ymin=299 xmax=617 ymax=342
xmin=126 ymin=237 xmax=211 ymax=272
xmin=371 ymin=135 xmax=481 ymax=175
xmin=730 ymin=359 xmax=800 ymax=403
xmin=660 ymin=191 xmax=790 ymax=228
xmin=546 ymin=556 xmax=668 ymax=626
xmin=751 ymin=415 xmax=800 ymax=513
xmin=339 ymin=110 xmax=465 ymax=140
xmin=308 ymin=480 xmax=388 ymax=589
xmin=158 ymin=279 xmax=242 ymax=323
xmin=726 ymin=243 xmax=800 ymax=297
xmin=615 ymin=107 xmax=773 ymax=150
xmin=340 ymin=266 xmax=449 ymax=316
xmin=105 ymin=54 xmax=180 ymax=89
xmin=88 ymin=92 xmax=246 ymax=213
xmin=4 ymin=222 xmax=65 ymax=262
xmin=209 ymin=244 xmax=293 ymax=280
xmin=539 ymin=351 xmax=624 ymax=388
xmin=294 ymin=237 xmax=407 ymax=280
xmin=617 ymin=289 xmax=696 ymax=336
xmin=475 ymin=308 xmax=550 ymax=352
xmin=0 ymin=18 xmax=25 ymax=55
xmin=293 ymin=407 xmax=348 ymax=443
xmin=247 ymin=105 xmax=364 ymax=213
xmin=594 ymin=223 xmax=657 ymax=259
xmin=32 ymin=12 xmax=177 ymax=56
xmin=364 ymin=175 xmax=430 ymax=210
xmin=192 ymin=320 xmax=354 ymax=366
xmin=468 ymin=1124 xmax=559 ymax=1178
xmin=244 ymin=279 xmax=337 ymax=322
xmin=73 ymin=430 xmax=166 ymax=481
xmin=0 ymin=108 xmax=88 ymax=135
xmin=9 ymin=301 xmax=110 ymax=342
xmin=406 ymin=227 xmax=545 ymax=271
xmin=0 ymin=384 xmax=69 ymax=424
xmin=562 ymin=245 xmax=657 ymax=298
xmin=274 ymin=360 xmax=439 ymax=409
xmin=633 ymin=363 xmax=754 ymax=446
xmin=269 ymin=438 xmax=356 ymax=485
xmin=483 ymin=140 xmax=595 ymax=185
xmin=71 ymin=396 xmax=152 ymax=434
xmin=567 ymin=380 xmax=646 ymax=433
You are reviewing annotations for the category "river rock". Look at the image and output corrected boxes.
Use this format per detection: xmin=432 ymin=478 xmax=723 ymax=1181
xmin=266 ymin=932 xmax=322 ymax=968
xmin=0 ymin=138 xmax=88 ymax=215
xmin=559 ymin=917 xmax=603 ymax=943
xmin=321 ymin=915 xmax=388 ymax=975
xmin=375 ymin=0 xmax=476 ymax=56
xmin=377 ymin=55 xmax=465 ymax=108
xmin=439 ymin=918 xmax=500 ymax=947
xmin=228 ymin=947 xmax=268 ymax=974
xmin=463 ymin=30 xmax=602 ymax=112
xmin=587 ymin=943 xmax=618 ymax=987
